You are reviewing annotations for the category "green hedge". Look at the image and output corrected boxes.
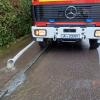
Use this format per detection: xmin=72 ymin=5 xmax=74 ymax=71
xmin=0 ymin=0 xmax=31 ymax=47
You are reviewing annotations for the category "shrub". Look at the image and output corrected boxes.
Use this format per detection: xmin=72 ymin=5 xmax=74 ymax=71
xmin=0 ymin=0 xmax=31 ymax=47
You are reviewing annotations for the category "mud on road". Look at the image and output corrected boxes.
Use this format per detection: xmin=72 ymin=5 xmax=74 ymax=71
xmin=3 ymin=40 xmax=100 ymax=100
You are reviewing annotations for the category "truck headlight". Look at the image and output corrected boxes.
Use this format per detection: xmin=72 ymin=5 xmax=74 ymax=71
xmin=95 ymin=30 xmax=100 ymax=37
xmin=34 ymin=29 xmax=47 ymax=36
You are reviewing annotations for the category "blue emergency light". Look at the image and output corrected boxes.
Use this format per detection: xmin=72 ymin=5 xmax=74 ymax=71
xmin=48 ymin=19 xmax=56 ymax=23
xmin=85 ymin=18 xmax=93 ymax=23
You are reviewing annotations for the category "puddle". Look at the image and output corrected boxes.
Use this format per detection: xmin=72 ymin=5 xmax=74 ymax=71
xmin=5 ymin=72 xmax=26 ymax=96
xmin=0 ymin=71 xmax=26 ymax=98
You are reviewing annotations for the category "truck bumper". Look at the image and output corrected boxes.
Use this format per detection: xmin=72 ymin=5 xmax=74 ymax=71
xmin=32 ymin=26 xmax=100 ymax=42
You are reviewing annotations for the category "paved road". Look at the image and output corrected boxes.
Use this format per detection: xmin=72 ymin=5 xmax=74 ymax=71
xmin=3 ymin=40 xmax=100 ymax=100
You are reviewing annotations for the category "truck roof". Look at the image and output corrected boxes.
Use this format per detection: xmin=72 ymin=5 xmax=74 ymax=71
xmin=32 ymin=0 xmax=100 ymax=5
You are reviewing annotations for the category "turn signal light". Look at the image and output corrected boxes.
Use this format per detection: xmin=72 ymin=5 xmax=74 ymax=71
xmin=34 ymin=29 xmax=47 ymax=36
xmin=95 ymin=30 xmax=100 ymax=37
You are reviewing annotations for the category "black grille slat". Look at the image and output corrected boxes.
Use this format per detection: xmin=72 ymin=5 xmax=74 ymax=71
xmin=34 ymin=4 xmax=100 ymax=22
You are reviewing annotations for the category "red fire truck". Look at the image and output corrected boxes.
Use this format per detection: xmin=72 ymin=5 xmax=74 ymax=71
xmin=31 ymin=0 xmax=100 ymax=49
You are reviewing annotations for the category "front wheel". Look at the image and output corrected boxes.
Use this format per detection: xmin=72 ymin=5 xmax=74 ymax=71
xmin=38 ymin=39 xmax=50 ymax=48
xmin=89 ymin=39 xmax=98 ymax=49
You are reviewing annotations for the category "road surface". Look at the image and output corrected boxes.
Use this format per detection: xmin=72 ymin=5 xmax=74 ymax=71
xmin=3 ymin=40 xmax=100 ymax=100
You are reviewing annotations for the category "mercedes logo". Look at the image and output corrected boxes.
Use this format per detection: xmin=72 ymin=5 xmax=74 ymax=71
xmin=65 ymin=6 xmax=77 ymax=19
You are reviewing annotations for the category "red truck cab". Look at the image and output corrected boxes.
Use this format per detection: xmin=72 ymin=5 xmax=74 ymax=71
xmin=31 ymin=0 xmax=100 ymax=49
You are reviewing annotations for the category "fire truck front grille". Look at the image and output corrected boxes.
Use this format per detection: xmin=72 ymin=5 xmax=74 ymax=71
xmin=34 ymin=4 xmax=100 ymax=22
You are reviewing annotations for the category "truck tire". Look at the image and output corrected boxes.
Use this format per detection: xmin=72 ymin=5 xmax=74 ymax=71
xmin=38 ymin=42 xmax=47 ymax=48
xmin=38 ymin=39 xmax=49 ymax=48
xmin=89 ymin=39 xmax=98 ymax=49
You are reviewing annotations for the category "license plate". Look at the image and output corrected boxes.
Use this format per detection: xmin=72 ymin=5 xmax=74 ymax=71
xmin=61 ymin=34 xmax=80 ymax=39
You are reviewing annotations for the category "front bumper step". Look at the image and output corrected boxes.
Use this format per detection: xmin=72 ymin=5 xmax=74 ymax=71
xmin=32 ymin=26 xmax=100 ymax=42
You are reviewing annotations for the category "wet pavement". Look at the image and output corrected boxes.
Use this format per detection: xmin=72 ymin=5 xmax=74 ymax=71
xmin=0 ymin=35 xmax=32 ymax=89
xmin=2 ymin=40 xmax=100 ymax=100
xmin=0 ymin=36 xmax=41 ymax=90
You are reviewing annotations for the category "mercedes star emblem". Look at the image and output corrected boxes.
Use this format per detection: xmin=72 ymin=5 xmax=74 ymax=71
xmin=65 ymin=6 xmax=77 ymax=19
